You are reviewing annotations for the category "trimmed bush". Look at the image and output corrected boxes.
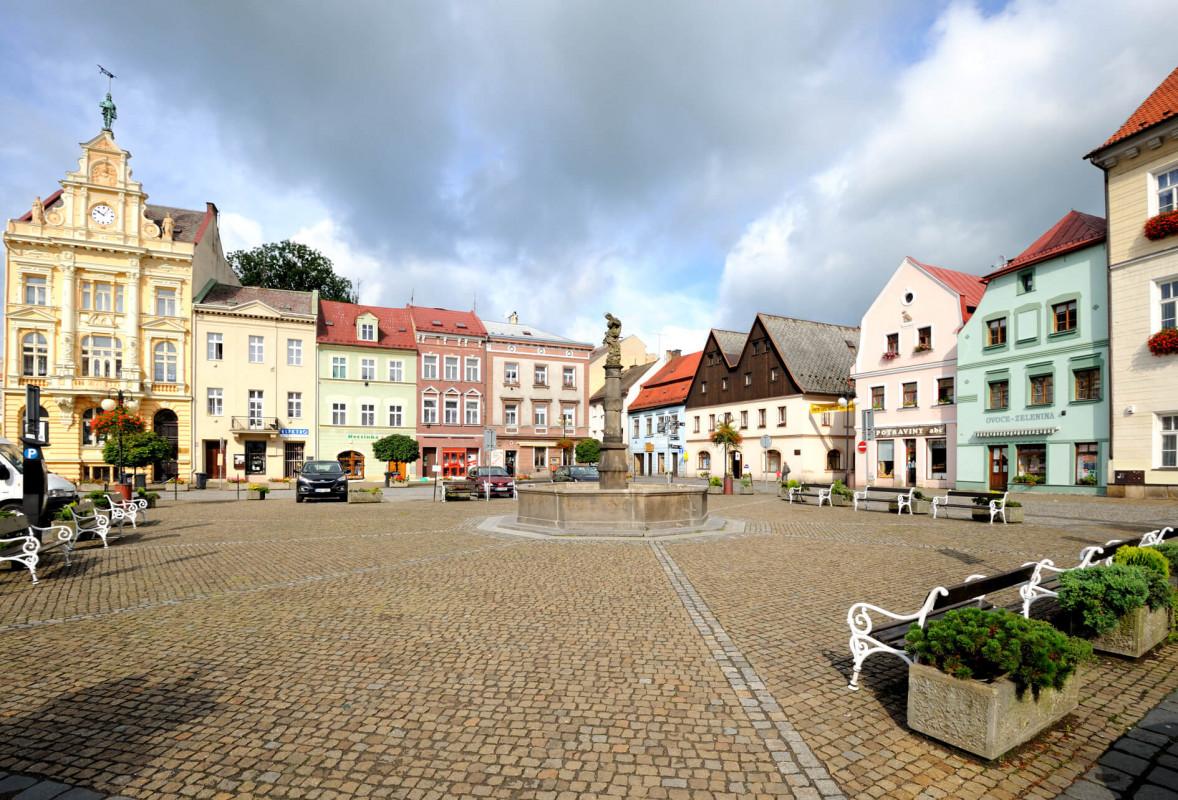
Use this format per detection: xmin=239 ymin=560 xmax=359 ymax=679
xmin=832 ymin=480 xmax=853 ymax=499
xmin=904 ymin=607 xmax=1091 ymax=699
xmin=708 ymin=476 xmax=722 ymax=487
xmin=1058 ymin=564 xmax=1170 ymax=637
xmin=1153 ymin=542 xmax=1178 ymax=576
xmin=1114 ymin=546 xmax=1170 ymax=579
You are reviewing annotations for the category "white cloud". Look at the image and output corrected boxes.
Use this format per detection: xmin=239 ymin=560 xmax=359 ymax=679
xmin=218 ymin=212 xmax=266 ymax=253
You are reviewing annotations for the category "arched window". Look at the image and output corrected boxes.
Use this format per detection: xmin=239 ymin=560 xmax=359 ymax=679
xmin=337 ymin=450 xmax=364 ymax=479
xmin=153 ymin=340 xmax=178 ymax=382
xmin=21 ymin=332 xmax=48 ymax=376
xmin=81 ymin=407 xmax=107 ymax=446
xmin=827 ymin=449 xmax=842 ymax=471
xmin=698 ymin=452 xmax=711 ymax=471
xmin=81 ymin=335 xmax=122 ymax=377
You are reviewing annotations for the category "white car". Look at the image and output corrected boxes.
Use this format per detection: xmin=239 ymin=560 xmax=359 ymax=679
xmin=0 ymin=437 xmax=79 ymax=512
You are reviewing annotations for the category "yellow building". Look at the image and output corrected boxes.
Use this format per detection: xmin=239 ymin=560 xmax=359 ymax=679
xmin=1087 ymin=67 xmax=1178 ymax=497
xmin=3 ymin=119 xmax=237 ymax=482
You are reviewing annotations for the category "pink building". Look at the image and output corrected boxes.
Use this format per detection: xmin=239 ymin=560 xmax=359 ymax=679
xmin=850 ymin=257 xmax=984 ymax=489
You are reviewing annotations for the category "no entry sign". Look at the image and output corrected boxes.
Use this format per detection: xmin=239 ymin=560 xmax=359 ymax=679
xmin=857 ymin=440 xmax=868 ymax=454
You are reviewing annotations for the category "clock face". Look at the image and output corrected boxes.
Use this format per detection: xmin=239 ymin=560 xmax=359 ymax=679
xmin=90 ymin=204 xmax=115 ymax=226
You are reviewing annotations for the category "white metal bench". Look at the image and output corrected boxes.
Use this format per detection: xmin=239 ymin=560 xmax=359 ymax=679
xmin=100 ymin=493 xmax=147 ymax=528
xmin=852 ymin=486 xmax=916 ymax=514
xmin=788 ymin=483 xmax=835 ymax=507
xmin=68 ymin=503 xmax=114 ymax=547
xmin=1 ymin=523 xmax=84 ymax=584
xmin=931 ymin=490 xmax=1009 ymax=524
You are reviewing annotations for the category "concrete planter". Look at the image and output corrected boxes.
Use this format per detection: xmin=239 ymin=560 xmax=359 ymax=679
xmin=0 ymin=513 xmax=30 ymax=538
xmin=889 ymin=499 xmax=932 ymax=515
xmin=738 ymin=484 xmax=755 ymax=495
xmin=830 ymin=494 xmax=852 ymax=507
xmin=247 ymin=492 xmax=268 ymax=501
xmin=778 ymin=484 xmax=792 ymax=498
xmin=971 ymin=506 xmax=1024 ymax=523
xmin=707 ymin=485 xmax=723 ymax=495
xmin=907 ymin=662 xmax=1082 ymax=760
xmin=1008 ymin=483 xmax=1037 ymax=493
xmin=1090 ymin=604 xmax=1170 ymax=658
xmin=348 ymin=490 xmax=383 ymax=504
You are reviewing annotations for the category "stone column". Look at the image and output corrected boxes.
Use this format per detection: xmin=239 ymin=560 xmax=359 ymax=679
xmin=59 ymin=257 xmax=76 ymax=384
xmin=124 ymin=258 xmax=141 ymax=388
xmin=597 ymin=362 xmax=628 ymax=490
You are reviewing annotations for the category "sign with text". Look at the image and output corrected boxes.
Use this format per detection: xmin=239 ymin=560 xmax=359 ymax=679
xmin=809 ymin=401 xmax=855 ymax=414
xmin=873 ymin=424 xmax=946 ymax=438
xmin=1113 ymin=470 xmax=1145 ymax=486
xmin=280 ymin=428 xmax=309 ymax=437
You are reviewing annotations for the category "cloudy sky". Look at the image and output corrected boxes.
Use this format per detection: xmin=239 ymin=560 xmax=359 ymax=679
xmin=2 ymin=1 xmax=1176 ymax=353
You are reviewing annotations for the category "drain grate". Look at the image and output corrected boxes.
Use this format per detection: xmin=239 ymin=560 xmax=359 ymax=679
xmin=937 ymin=547 xmax=986 ymax=565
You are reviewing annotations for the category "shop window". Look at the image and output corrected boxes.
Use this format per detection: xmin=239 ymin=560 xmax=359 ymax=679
xmin=1075 ymin=443 xmax=1098 ymax=485
xmin=1017 ymin=444 xmax=1047 ymax=482
xmin=928 ymin=439 xmax=947 ymax=480
xmin=877 ymin=440 xmax=895 ymax=478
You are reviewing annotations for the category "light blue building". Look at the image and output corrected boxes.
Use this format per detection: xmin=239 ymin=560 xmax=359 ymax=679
xmin=627 ymin=351 xmax=700 ymax=477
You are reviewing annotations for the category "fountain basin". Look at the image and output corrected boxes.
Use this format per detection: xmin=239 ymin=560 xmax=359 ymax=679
xmin=510 ymin=482 xmax=710 ymax=537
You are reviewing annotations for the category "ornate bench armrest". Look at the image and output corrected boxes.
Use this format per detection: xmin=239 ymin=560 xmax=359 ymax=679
xmin=846 ymin=586 xmax=947 ymax=690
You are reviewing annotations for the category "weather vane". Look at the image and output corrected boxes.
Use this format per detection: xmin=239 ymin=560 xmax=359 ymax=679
xmin=97 ymin=64 xmax=117 ymax=132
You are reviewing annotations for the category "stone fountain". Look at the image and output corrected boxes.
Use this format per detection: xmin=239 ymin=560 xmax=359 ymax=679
xmin=499 ymin=314 xmax=721 ymax=538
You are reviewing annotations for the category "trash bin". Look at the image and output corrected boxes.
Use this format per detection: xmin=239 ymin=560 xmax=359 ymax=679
xmin=384 ymin=471 xmax=395 ymax=488
xmin=194 ymin=472 xmax=208 ymax=490
xmin=134 ymin=473 xmax=147 ymax=490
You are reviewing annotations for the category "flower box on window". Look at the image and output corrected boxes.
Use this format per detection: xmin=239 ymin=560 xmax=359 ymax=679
xmin=881 ymin=351 xmax=899 ymax=361
xmin=1147 ymin=328 xmax=1178 ymax=356
xmin=913 ymin=343 xmax=932 ymax=353
xmin=1144 ymin=210 xmax=1178 ymax=241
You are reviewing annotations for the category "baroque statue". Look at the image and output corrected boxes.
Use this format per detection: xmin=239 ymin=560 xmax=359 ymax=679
xmin=100 ymin=92 xmax=117 ymax=131
xmin=604 ymin=313 xmax=622 ymax=368
xmin=162 ymin=213 xmax=175 ymax=241
xmin=31 ymin=196 xmax=45 ymax=225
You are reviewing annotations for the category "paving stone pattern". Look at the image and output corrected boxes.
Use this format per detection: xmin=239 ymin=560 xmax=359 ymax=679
xmin=0 ymin=492 xmax=1174 ymax=798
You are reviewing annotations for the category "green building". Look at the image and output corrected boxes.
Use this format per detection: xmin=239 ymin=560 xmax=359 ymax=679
xmin=956 ymin=211 xmax=1109 ymax=494
xmin=316 ymin=300 xmax=418 ymax=481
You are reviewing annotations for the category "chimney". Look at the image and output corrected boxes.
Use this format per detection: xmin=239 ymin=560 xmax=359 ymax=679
xmin=508 ymin=311 xmax=519 ymax=324
xmin=666 ymin=349 xmax=681 ymax=360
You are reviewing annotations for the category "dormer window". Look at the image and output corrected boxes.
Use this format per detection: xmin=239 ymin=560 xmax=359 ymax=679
xmin=358 ymin=319 xmax=377 ymax=341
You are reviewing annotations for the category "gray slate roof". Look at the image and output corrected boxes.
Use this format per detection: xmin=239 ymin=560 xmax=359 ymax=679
xmin=711 ymin=329 xmax=748 ymax=365
xmin=589 ymin=361 xmax=657 ymax=403
xmin=197 ymin=283 xmax=315 ymax=315
xmin=758 ymin=314 xmax=859 ymax=395
xmin=482 ymin=320 xmax=592 ymax=347
xmin=144 ymin=204 xmax=208 ymax=243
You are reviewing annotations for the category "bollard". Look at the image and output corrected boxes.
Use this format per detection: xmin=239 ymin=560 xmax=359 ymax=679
xmin=484 ymin=481 xmax=491 ymax=502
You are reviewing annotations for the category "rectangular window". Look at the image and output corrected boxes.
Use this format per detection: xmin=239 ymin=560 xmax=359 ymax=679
xmin=917 ymin=326 xmax=932 ymax=351
xmin=207 ymin=332 xmax=223 ymax=361
xmin=1161 ymin=415 xmax=1178 ymax=468
xmin=1074 ymin=367 xmax=1101 ymax=401
xmin=85 ymin=281 xmax=116 ymax=311
xmin=155 ymin=287 xmax=176 ymax=316
xmin=23 ymin=275 xmax=47 ymax=305
xmin=645 ymin=417 xmax=653 ymax=436
xmin=1160 ymin=278 xmax=1178 ymax=330
xmin=563 ymin=366 xmax=576 ymax=388
xmin=739 ymin=410 xmax=748 ymax=429
xmin=505 ymin=404 xmax=518 ymax=426
xmin=287 ymin=392 xmax=302 ymax=419
xmin=444 ymin=356 xmax=459 ymax=381
xmin=534 ymin=405 xmax=548 ymax=426
xmin=422 ymin=354 xmax=438 ymax=380
xmin=388 ymin=404 xmax=403 ymax=427
xmin=332 ymin=402 xmax=347 ymax=425
xmin=207 ymin=388 xmax=223 ymax=416
xmin=721 ymin=377 xmax=728 ymax=391
xmin=937 ymin=377 xmax=954 ymax=405
xmin=1158 ymin=165 xmax=1178 ymax=213
xmin=744 ymin=372 xmax=752 ymax=386
xmin=465 ymin=357 xmax=480 ymax=382
xmin=561 ymin=406 xmax=574 ymax=429
xmin=1017 ymin=444 xmax=1047 ymax=482
xmin=465 ymin=397 xmax=480 ymax=425
xmin=534 ymin=365 xmax=548 ymax=386
xmin=444 ymin=396 xmax=459 ymax=424
xmin=871 ymin=386 xmax=885 ymax=410
xmin=248 ymin=390 xmax=264 ymax=425
xmin=693 ymin=416 xmax=700 ymax=433
xmin=821 ymin=412 xmax=832 ymax=426
xmin=1019 ymin=270 xmax=1034 ymax=293
xmin=534 ymin=447 xmax=548 ymax=470
xmin=886 ymin=333 xmax=899 ymax=355
xmin=902 ymin=382 xmax=917 ymax=408
xmin=757 ymin=408 xmax=766 ymax=428
xmin=1076 ymin=443 xmax=1098 ymax=485
xmin=331 ymin=356 xmax=347 ymax=379
xmin=770 ymin=367 xmax=778 ymax=382
xmin=1052 ymin=300 xmax=1077 ymax=333
xmin=287 ymin=339 xmax=302 ymax=366
xmin=987 ymin=317 xmax=1007 ymax=346
xmin=504 ymin=362 xmax=519 ymax=384
xmin=248 ymin=335 xmax=264 ymax=363
xmin=777 ymin=406 xmax=786 ymax=426
xmin=701 ymin=381 xmax=707 ymax=394
xmin=708 ymin=414 xmax=716 ymax=431
xmin=877 ymin=440 xmax=895 ymax=478
xmin=361 ymin=403 xmax=375 ymax=426
xmin=359 ymin=321 xmax=376 ymax=341
xmin=388 ymin=359 xmax=403 ymax=382
xmin=633 ymin=418 xmax=640 ymax=438
xmin=1029 ymin=374 xmax=1054 ymax=406
xmin=988 ymin=379 xmax=1009 ymax=410
xmin=361 ymin=358 xmax=376 ymax=381
xmin=422 ymin=396 xmax=438 ymax=424
xmin=928 ymin=439 xmax=947 ymax=480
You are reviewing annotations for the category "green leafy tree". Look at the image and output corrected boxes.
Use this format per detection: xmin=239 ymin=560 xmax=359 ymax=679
xmin=373 ymin=434 xmax=420 ymax=475
xmin=103 ymin=430 xmax=173 ymax=481
xmin=575 ymin=438 xmax=601 ymax=464
xmin=710 ymin=421 xmax=743 ymax=478
xmin=229 ymin=241 xmax=356 ymax=302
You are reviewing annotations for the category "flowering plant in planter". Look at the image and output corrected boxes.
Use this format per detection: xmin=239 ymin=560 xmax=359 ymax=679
xmin=913 ymin=343 xmax=932 ymax=353
xmin=1144 ymin=210 xmax=1178 ymax=241
xmin=89 ymin=408 xmax=145 ymax=438
xmin=881 ymin=351 xmax=899 ymax=361
xmin=1147 ymin=327 xmax=1178 ymax=356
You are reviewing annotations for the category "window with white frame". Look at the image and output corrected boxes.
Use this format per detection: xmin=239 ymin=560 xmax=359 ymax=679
xmin=332 ymin=356 xmax=347 ymax=379
xmin=248 ymin=390 xmax=264 ymax=425
xmin=444 ymin=395 xmax=459 ymax=424
xmin=248 ymin=335 xmax=264 ymax=363
xmin=81 ymin=407 xmax=106 ymax=445
xmin=464 ymin=397 xmax=480 ymax=425
xmin=534 ymin=447 xmax=548 ymax=470
xmin=287 ymin=339 xmax=303 ymax=366
xmin=562 ymin=366 xmax=576 ymax=388
xmin=632 ymin=418 xmax=640 ymax=438
xmin=361 ymin=403 xmax=376 ymax=426
xmin=81 ymin=335 xmax=122 ymax=377
xmin=359 ymin=321 xmax=376 ymax=341
xmin=422 ymin=354 xmax=438 ymax=379
xmin=534 ymin=365 xmax=548 ymax=386
xmin=21 ymin=332 xmax=48 ymax=376
xmin=444 ymin=356 xmax=459 ymax=381
xmin=287 ymin=392 xmax=302 ymax=418
xmin=155 ymin=287 xmax=177 ymax=316
xmin=1161 ymin=278 xmax=1178 ymax=331
xmin=740 ymin=410 xmax=749 ymax=429
xmin=207 ymin=388 xmax=223 ymax=416
xmin=758 ymin=408 xmax=766 ymax=428
xmin=1161 ymin=414 xmax=1178 ymax=468
xmin=23 ymin=275 xmax=47 ymax=305
xmin=332 ymin=402 xmax=347 ymax=425
xmin=505 ymin=403 xmax=518 ymax=426
xmin=504 ymin=362 xmax=519 ymax=384
xmin=422 ymin=395 xmax=438 ymax=424
xmin=561 ymin=406 xmax=575 ymax=429
xmin=388 ymin=359 xmax=403 ymax=382
xmin=534 ymin=404 xmax=548 ymax=426
xmin=464 ymin=357 xmax=480 ymax=382
xmin=1158 ymin=165 xmax=1178 ymax=214
xmin=777 ymin=406 xmax=786 ymax=426
xmin=693 ymin=416 xmax=700 ymax=433
xmin=207 ymin=332 xmax=223 ymax=360
xmin=361 ymin=358 xmax=376 ymax=381
xmin=152 ymin=341 xmax=178 ymax=382
xmin=388 ymin=404 xmax=403 ymax=427
xmin=81 ymin=280 xmax=123 ymax=312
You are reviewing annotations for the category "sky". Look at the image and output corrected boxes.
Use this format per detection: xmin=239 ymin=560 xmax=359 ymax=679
xmin=2 ymin=0 xmax=1177 ymax=355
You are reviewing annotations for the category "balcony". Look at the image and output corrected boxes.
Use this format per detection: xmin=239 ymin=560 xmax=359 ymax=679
xmin=231 ymin=416 xmax=281 ymax=436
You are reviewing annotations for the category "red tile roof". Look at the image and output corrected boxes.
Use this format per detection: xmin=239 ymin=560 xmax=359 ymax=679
xmin=983 ymin=211 xmax=1107 ymax=283
xmin=908 ymin=257 xmax=987 ymax=324
xmin=407 ymin=305 xmax=486 ymax=337
xmin=1089 ymin=66 xmax=1178 ymax=155
xmin=317 ymin=300 xmax=417 ymax=349
xmin=628 ymin=351 xmax=703 ymax=412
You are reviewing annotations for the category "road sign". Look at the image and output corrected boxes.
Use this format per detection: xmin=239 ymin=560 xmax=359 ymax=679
xmin=484 ymin=428 xmax=497 ymax=451
xmin=857 ymin=440 xmax=868 ymax=455
xmin=759 ymin=435 xmax=772 ymax=448
xmin=24 ymin=447 xmax=39 ymax=460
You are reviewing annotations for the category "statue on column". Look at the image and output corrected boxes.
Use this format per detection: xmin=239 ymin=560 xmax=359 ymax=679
xmin=100 ymin=92 xmax=117 ymax=132
xmin=31 ymin=196 xmax=45 ymax=225
xmin=604 ymin=313 xmax=622 ymax=368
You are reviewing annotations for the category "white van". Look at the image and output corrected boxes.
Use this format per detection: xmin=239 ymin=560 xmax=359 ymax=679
xmin=0 ymin=438 xmax=79 ymax=513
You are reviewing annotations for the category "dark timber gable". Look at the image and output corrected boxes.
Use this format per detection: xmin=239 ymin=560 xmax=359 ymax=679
xmin=685 ymin=320 xmax=799 ymax=410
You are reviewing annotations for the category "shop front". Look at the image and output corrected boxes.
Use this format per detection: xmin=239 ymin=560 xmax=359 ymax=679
xmin=863 ymin=424 xmax=951 ymax=489
xmin=963 ymin=425 xmax=1105 ymax=494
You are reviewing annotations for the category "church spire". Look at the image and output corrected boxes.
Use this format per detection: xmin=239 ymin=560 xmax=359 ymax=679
xmin=97 ymin=64 xmax=117 ymax=132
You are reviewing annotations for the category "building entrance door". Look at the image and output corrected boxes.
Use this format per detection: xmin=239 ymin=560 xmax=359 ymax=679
xmin=203 ymin=440 xmax=225 ymax=479
xmin=441 ymin=448 xmax=465 ymax=478
xmin=504 ymin=450 xmax=516 ymax=476
xmin=905 ymin=439 xmax=917 ymax=486
xmin=283 ymin=442 xmax=305 ymax=477
xmin=245 ymin=440 xmax=267 ymax=475
xmin=989 ymin=446 xmax=1009 ymax=491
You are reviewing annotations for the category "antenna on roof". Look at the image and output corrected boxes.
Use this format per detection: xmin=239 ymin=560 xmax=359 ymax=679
xmin=992 ymin=255 xmax=1007 ymax=270
xmin=472 ymin=293 xmax=477 ymax=313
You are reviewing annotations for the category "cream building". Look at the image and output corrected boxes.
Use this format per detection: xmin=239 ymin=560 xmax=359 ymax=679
xmin=1086 ymin=67 xmax=1178 ymax=497
xmin=3 ymin=119 xmax=236 ymax=482
xmin=587 ymin=334 xmax=655 ymax=396
xmin=192 ymin=285 xmax=318 ymax=483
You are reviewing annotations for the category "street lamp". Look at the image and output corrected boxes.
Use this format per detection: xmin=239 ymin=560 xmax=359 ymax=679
xmin=100 ymin=391 xmax=139 ymax=485
xmin=837 ymin=396 xmax=851 ymax=487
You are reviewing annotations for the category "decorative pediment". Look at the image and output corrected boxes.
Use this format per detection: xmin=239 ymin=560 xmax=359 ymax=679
xmin=79 ymin=311 xmax=120 ymax=329
xmin=140 ymin=316 xmax=187 ymax=333
xmin=6 ymin=305 xmax=57 ymax=324
xmin=204 ymin=299 xmax=284 ymax=319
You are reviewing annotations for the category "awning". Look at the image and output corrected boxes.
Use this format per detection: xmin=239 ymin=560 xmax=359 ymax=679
xmin=975 ymin=427 xmax=1059 ymax=438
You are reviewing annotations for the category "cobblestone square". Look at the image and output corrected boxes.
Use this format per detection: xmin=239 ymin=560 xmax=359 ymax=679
xmin=0 ymin=493 xmax=1175 ymax=799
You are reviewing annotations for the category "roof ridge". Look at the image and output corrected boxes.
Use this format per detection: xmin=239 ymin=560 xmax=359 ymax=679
xmin=1089 ymin=65 xmax=1178 ymax=155
xmin=756 ymin=312 xmax=859 ymax=331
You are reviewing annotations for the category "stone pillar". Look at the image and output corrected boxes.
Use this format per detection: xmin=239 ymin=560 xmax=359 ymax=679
xmin=598 ymin=362 xmax=628 ymax=490
xmin=124 ymin=258 xmax=141 ymax=389
xmin=59 ymin=257 xmax=76 ymax=384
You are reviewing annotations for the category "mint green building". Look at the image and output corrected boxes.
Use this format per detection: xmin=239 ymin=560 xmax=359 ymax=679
xmin=956 ymin=211 xmax=1109 ymax=494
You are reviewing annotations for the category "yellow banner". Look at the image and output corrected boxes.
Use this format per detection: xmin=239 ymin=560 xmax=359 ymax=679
xmin=809 ymin=402 xmax=855 ymax=414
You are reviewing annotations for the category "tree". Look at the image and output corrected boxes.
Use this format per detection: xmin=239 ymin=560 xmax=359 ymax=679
xmin=229 ymin=240 xmax=356 ymax=302
xmin=373 ymin=434 xmax=420 ymax=475
xmin=710 ymin=422 xmax=743 ymax=478
xmin=103 ymin=431 xmax=173 ymax=480
xmin=575 ymin=438 xmax=601 ymax=464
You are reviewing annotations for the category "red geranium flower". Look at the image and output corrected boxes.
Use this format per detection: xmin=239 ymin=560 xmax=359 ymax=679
xmin=1144 ymin=211 xmax=1178 ymax=241
xmin=1147 ymin=328 xmax=1178 ymax=356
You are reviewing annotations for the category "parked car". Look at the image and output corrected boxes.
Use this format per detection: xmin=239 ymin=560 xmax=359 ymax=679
xmin=552 ymin=465 xmax=600 ymax=482
xmin=445 ymin=466 xmax=515 ymax=499
xmin=0 ymin=437 xmax=78 ymax=512
xmin=295 ymin=460 xmax=349 ymax=502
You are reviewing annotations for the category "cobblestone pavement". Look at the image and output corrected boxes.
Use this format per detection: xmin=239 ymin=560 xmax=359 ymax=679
xmin=0 ymin=492 xmax=1174 ymax=799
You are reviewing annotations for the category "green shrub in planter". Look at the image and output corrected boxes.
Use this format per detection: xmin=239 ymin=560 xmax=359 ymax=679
xmin=832 ymin=480 xmax=853 ymax=499
xmin=1113 ymin=546 xmax=1170 ymax=580
xmin=708 ymin=476 xmax=722 ymax=487
xmin=1153 ymin=542 xmax=1178 ymax=576
xmin=904 ymin=607 xmax=1091 ymax=700
xmin=1057 ymin=564 xmax=1171 ymax=638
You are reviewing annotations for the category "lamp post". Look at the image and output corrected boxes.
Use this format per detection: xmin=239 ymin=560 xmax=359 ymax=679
xmin=100 ymin=391 xmax=139 ymax=485
xmin=837 ymin=396 xmax=851 ymax=487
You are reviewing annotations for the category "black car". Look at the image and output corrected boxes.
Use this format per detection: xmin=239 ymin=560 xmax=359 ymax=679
xmin=295 ymin=460 xmax=349 ymax=502
xmin=552 ymin=465 xmax=600 ymax=482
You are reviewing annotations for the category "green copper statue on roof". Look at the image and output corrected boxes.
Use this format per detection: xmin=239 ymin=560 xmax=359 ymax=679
xmin=99 ymin=92 xmax=117 ymax=132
